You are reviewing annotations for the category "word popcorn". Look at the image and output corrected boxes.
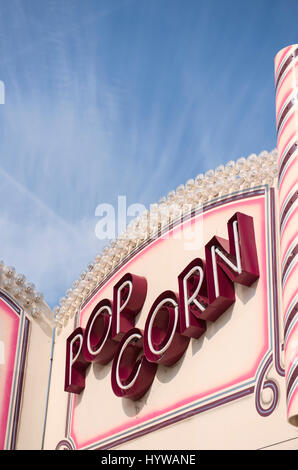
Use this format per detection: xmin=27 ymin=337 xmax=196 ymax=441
xmin=65 ymin=211 xmax=259 ymax=400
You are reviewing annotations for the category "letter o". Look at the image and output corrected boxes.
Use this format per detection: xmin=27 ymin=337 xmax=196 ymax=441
xmin=143 ymin=291 xmax=190 ymax=366
xmin=82 ymin=299 xmax=118 ymax=364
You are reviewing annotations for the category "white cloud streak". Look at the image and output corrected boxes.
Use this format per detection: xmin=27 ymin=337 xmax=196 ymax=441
xmin=0 ymin=0 xmax=288 ymax=307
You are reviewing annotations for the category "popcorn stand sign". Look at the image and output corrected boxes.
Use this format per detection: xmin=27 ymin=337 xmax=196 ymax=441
xmin=0 ymin=45 xmax=297 ymax=450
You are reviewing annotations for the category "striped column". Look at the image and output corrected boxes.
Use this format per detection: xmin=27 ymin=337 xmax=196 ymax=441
xmin=275 ymin=45 xmax=298 ymax=427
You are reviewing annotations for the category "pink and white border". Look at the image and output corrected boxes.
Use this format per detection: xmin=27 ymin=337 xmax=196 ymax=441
xmin=56 ymin=185 xmax=283 ymax=450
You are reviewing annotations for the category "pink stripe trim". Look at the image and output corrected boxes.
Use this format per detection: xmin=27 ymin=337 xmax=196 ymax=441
xmin=276 ymin=67 xmax=293 ymax=103
xmin=277 ymin=111 xmax=295 ymax=147
xmin=275 ymin=46 xmax=292 ymax=81
xmin=279 ymin=181 xmax=298 ymax=216
xmin=283 ymin=294 xmax=298 ymax=328
xmin=281 ymin=232 xmax=298 ymax=270
xmin=284 ymin=322 xmax=298 ymax=362
xmin=282 ymin=260 xmax=298 ymax=292
xmin=279 ymin=153 xmax=298 ymax=195
xmin=287 ymin=389 xmax=298 ymax=419
xmin=277 ymin=130 xmax=296 ymax=167
xmin=280 ymin=206 xmax=298 ymax=243
xmin=0 ymin=300 xmax=20 ymax=449
xmin=276 ymin=87 xmax=293 ymax=122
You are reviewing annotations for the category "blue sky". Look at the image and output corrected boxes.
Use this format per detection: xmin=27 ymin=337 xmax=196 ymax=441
xmin=0 ymin=0 xmax=297 ymax=308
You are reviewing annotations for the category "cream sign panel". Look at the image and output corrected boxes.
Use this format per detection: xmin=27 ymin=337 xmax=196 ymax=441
xmin=0 ymin=294 xmax=29 ymax=450
xmin=56 ymin=187 xmax=284 ymax=450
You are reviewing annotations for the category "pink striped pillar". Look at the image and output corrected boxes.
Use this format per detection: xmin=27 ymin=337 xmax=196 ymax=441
xmin=274 ymin=45 xmax=298 ymax=426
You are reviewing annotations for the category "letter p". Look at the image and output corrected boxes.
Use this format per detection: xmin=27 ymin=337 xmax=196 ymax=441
xmin=65 ymin=327 xmax=90 ymax=394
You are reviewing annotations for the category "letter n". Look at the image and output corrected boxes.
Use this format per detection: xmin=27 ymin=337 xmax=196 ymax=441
xmin=203 ymin=212 xmax=259 ymax=322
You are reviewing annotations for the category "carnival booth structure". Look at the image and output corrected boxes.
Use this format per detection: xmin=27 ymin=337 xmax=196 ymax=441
xmin=0 ymin=45 xmax=297 ymax=450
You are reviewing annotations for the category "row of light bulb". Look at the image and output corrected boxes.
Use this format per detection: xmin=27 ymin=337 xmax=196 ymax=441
xmin=54 ymin=149 xmax=278 ymax=330
xmin=0 ymin=261 xmax=44 ymax=318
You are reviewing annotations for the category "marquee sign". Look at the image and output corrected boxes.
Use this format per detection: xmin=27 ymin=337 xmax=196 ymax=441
xmin=0 ymin=44 xmax=296 ymax=450
xmin=65 ymin=212 xmax=259 ymax=401
xmin=55 ymin=186 xmax=288 ymax=450
xmin=44 ymin=45 xmax=298 ymax=448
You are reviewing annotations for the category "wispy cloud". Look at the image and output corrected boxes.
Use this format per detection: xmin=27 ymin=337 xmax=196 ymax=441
xmin=0 ymin=0 xmax=297 ymax=307
xmin=0 ymin=161 xmax=104 ymax=307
